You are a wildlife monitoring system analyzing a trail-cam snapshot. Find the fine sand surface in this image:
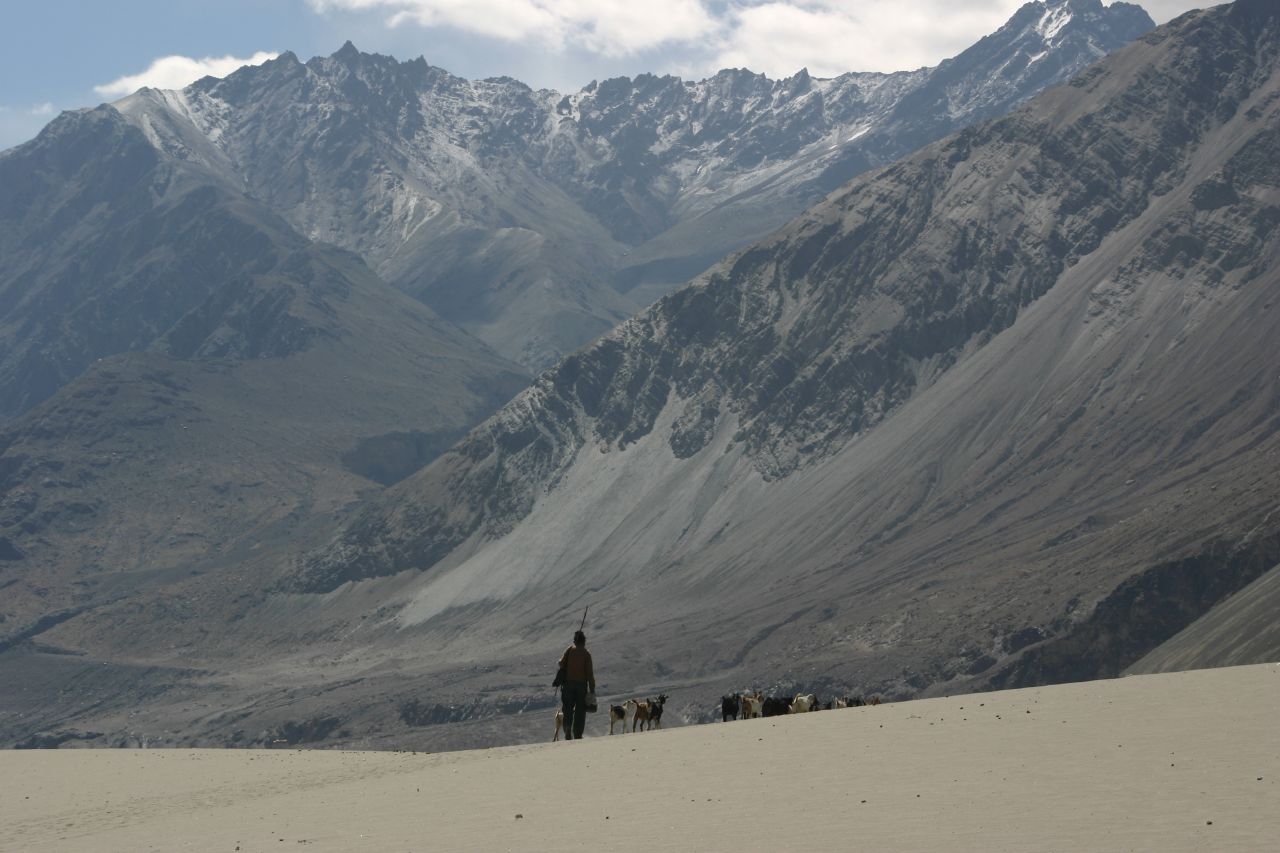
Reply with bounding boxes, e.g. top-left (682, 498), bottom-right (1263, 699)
top-left (3, 664), bottom-right (1277, 852)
